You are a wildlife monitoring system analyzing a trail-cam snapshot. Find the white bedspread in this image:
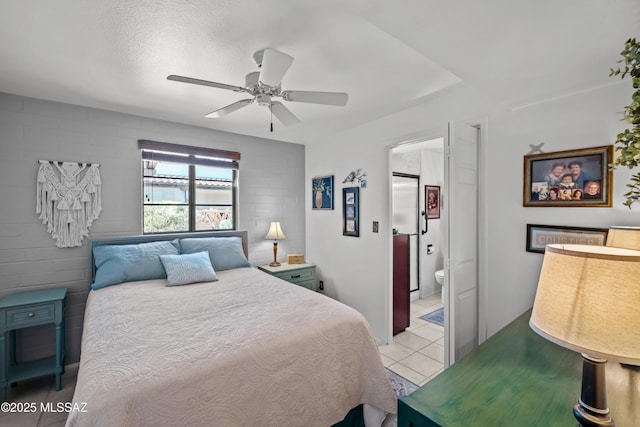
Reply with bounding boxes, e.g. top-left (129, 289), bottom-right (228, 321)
top-left (66, 267), bottom-right (397, 426)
